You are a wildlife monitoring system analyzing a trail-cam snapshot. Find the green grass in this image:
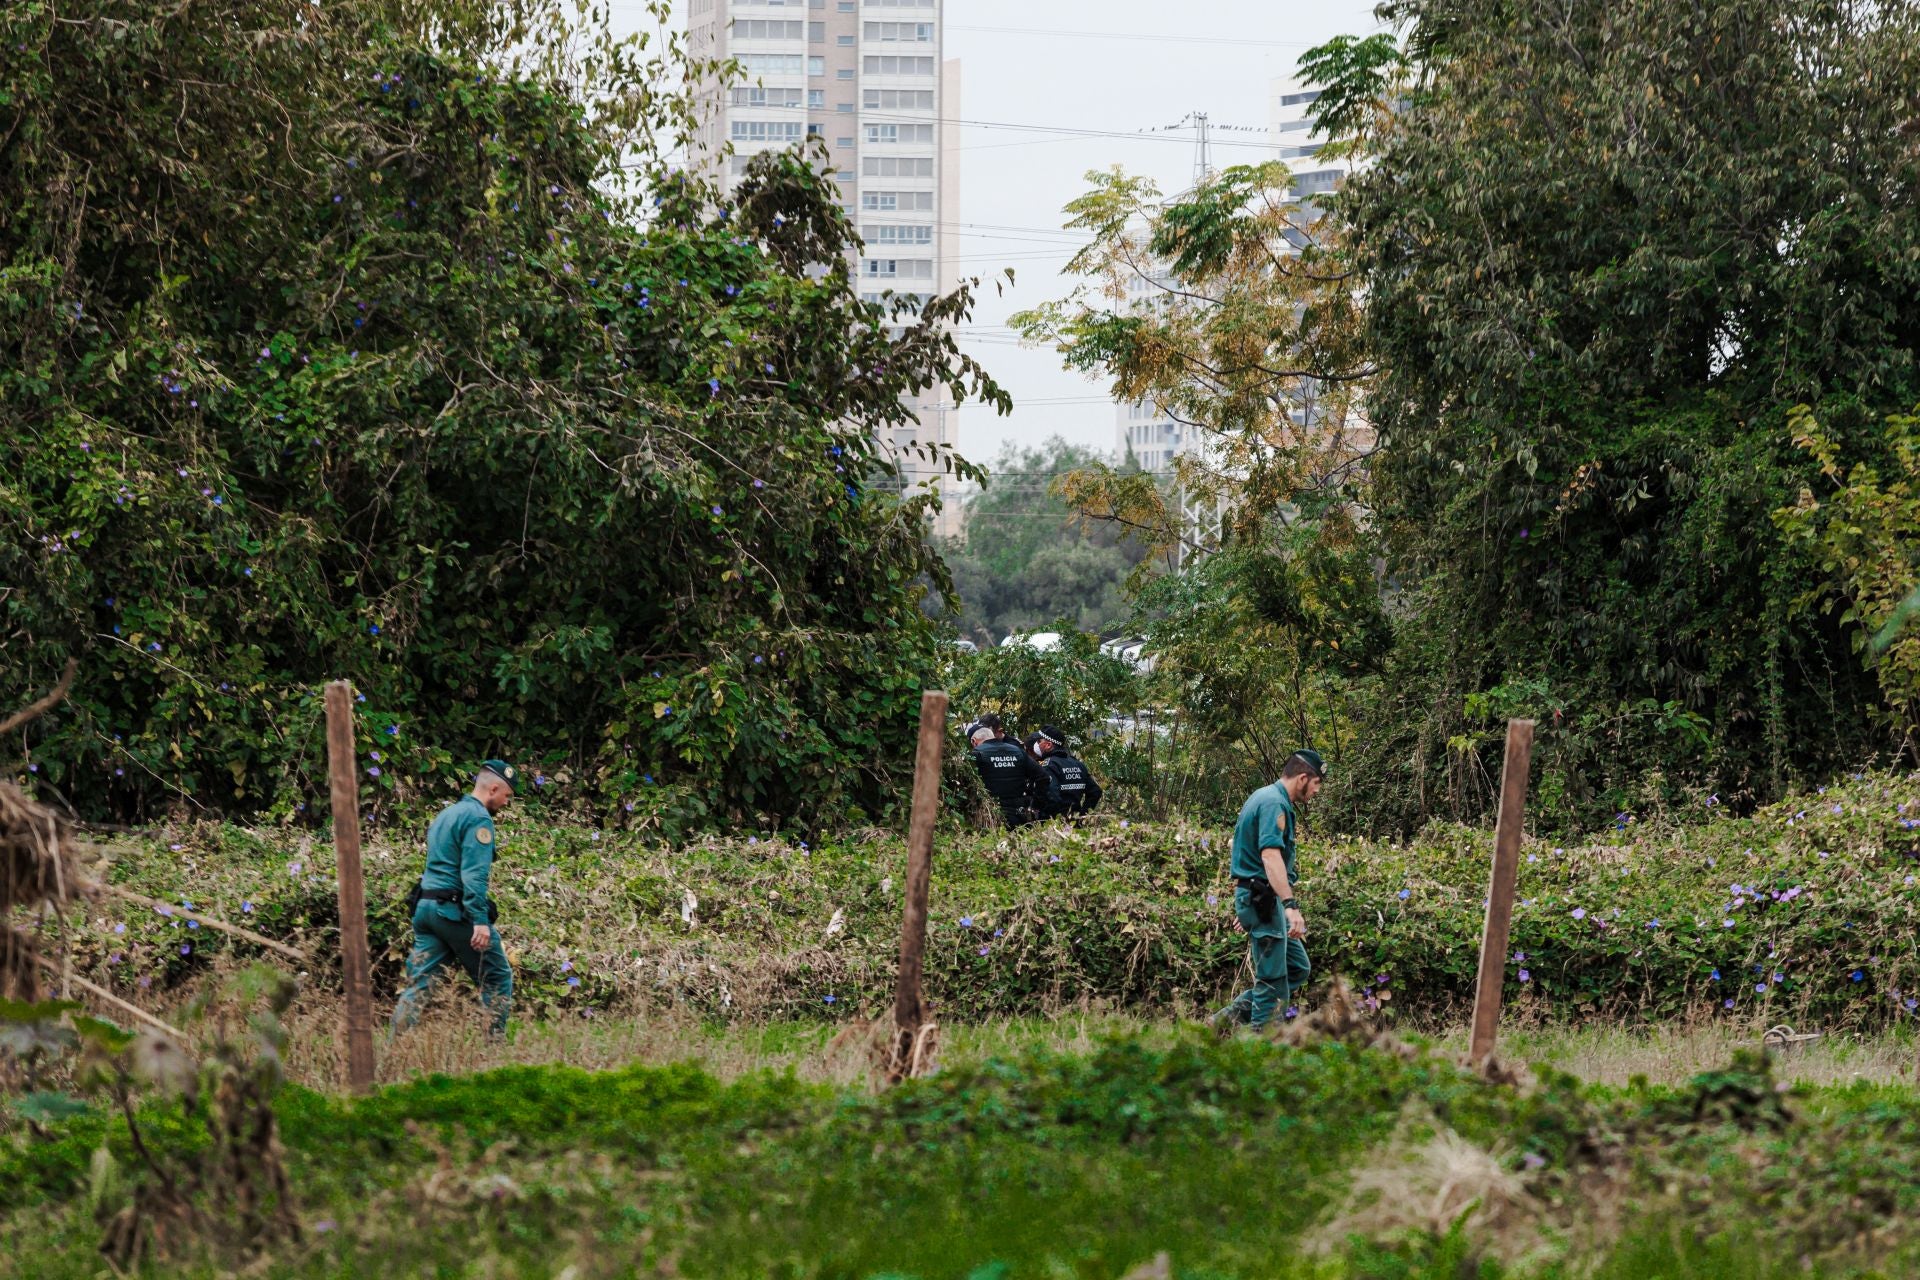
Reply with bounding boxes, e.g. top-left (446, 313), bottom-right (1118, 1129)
top-left (9, 1025), bottom-right (1920, 1277)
